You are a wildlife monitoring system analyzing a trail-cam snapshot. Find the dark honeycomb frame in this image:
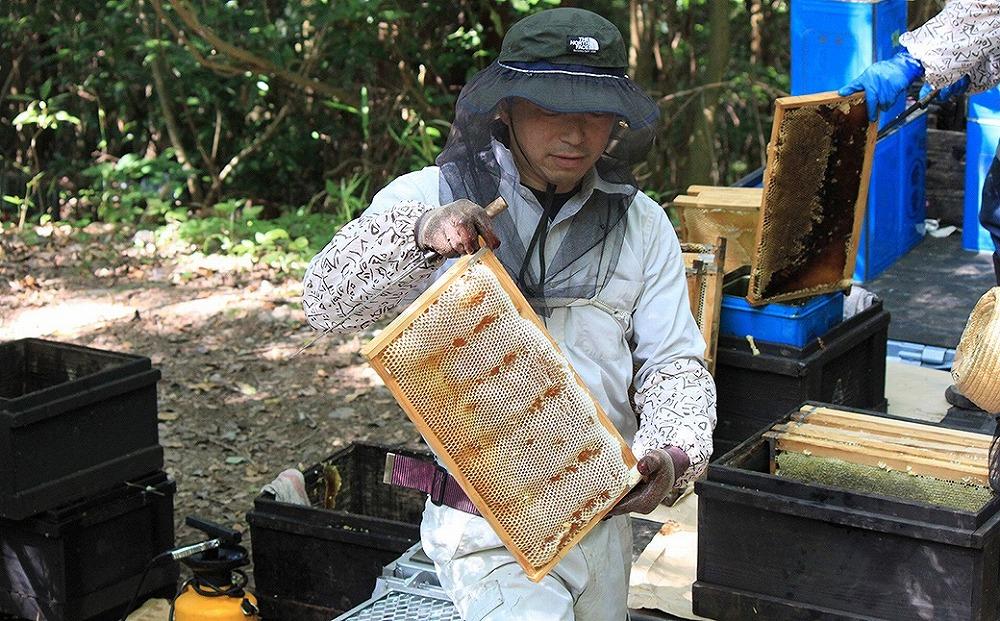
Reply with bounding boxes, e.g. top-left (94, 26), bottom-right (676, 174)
top-left (748, 92), bottom-right (876, 305)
